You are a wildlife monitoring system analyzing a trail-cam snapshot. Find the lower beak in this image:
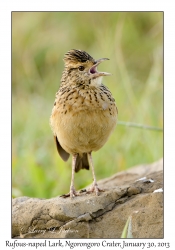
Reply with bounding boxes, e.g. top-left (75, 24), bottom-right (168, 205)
top-left (89, 58), bottom-right (111, 78)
